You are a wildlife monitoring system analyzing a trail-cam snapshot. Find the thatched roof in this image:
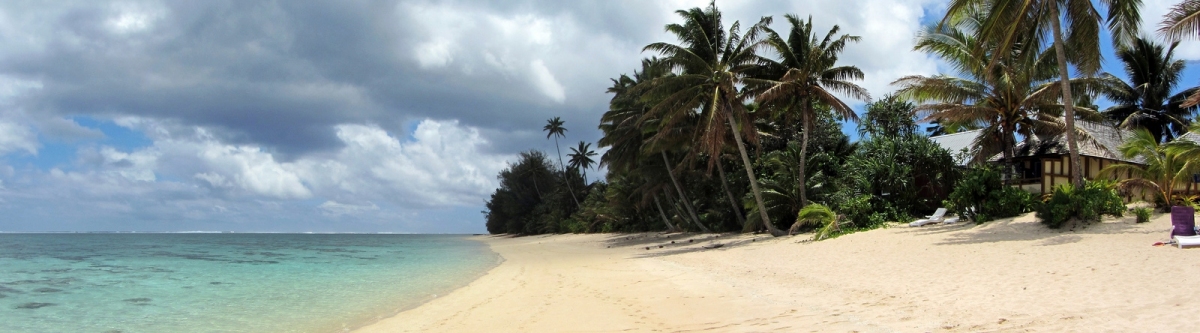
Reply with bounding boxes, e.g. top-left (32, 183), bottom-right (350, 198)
top-left (1005, 120), bottom-right (1140, 164)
